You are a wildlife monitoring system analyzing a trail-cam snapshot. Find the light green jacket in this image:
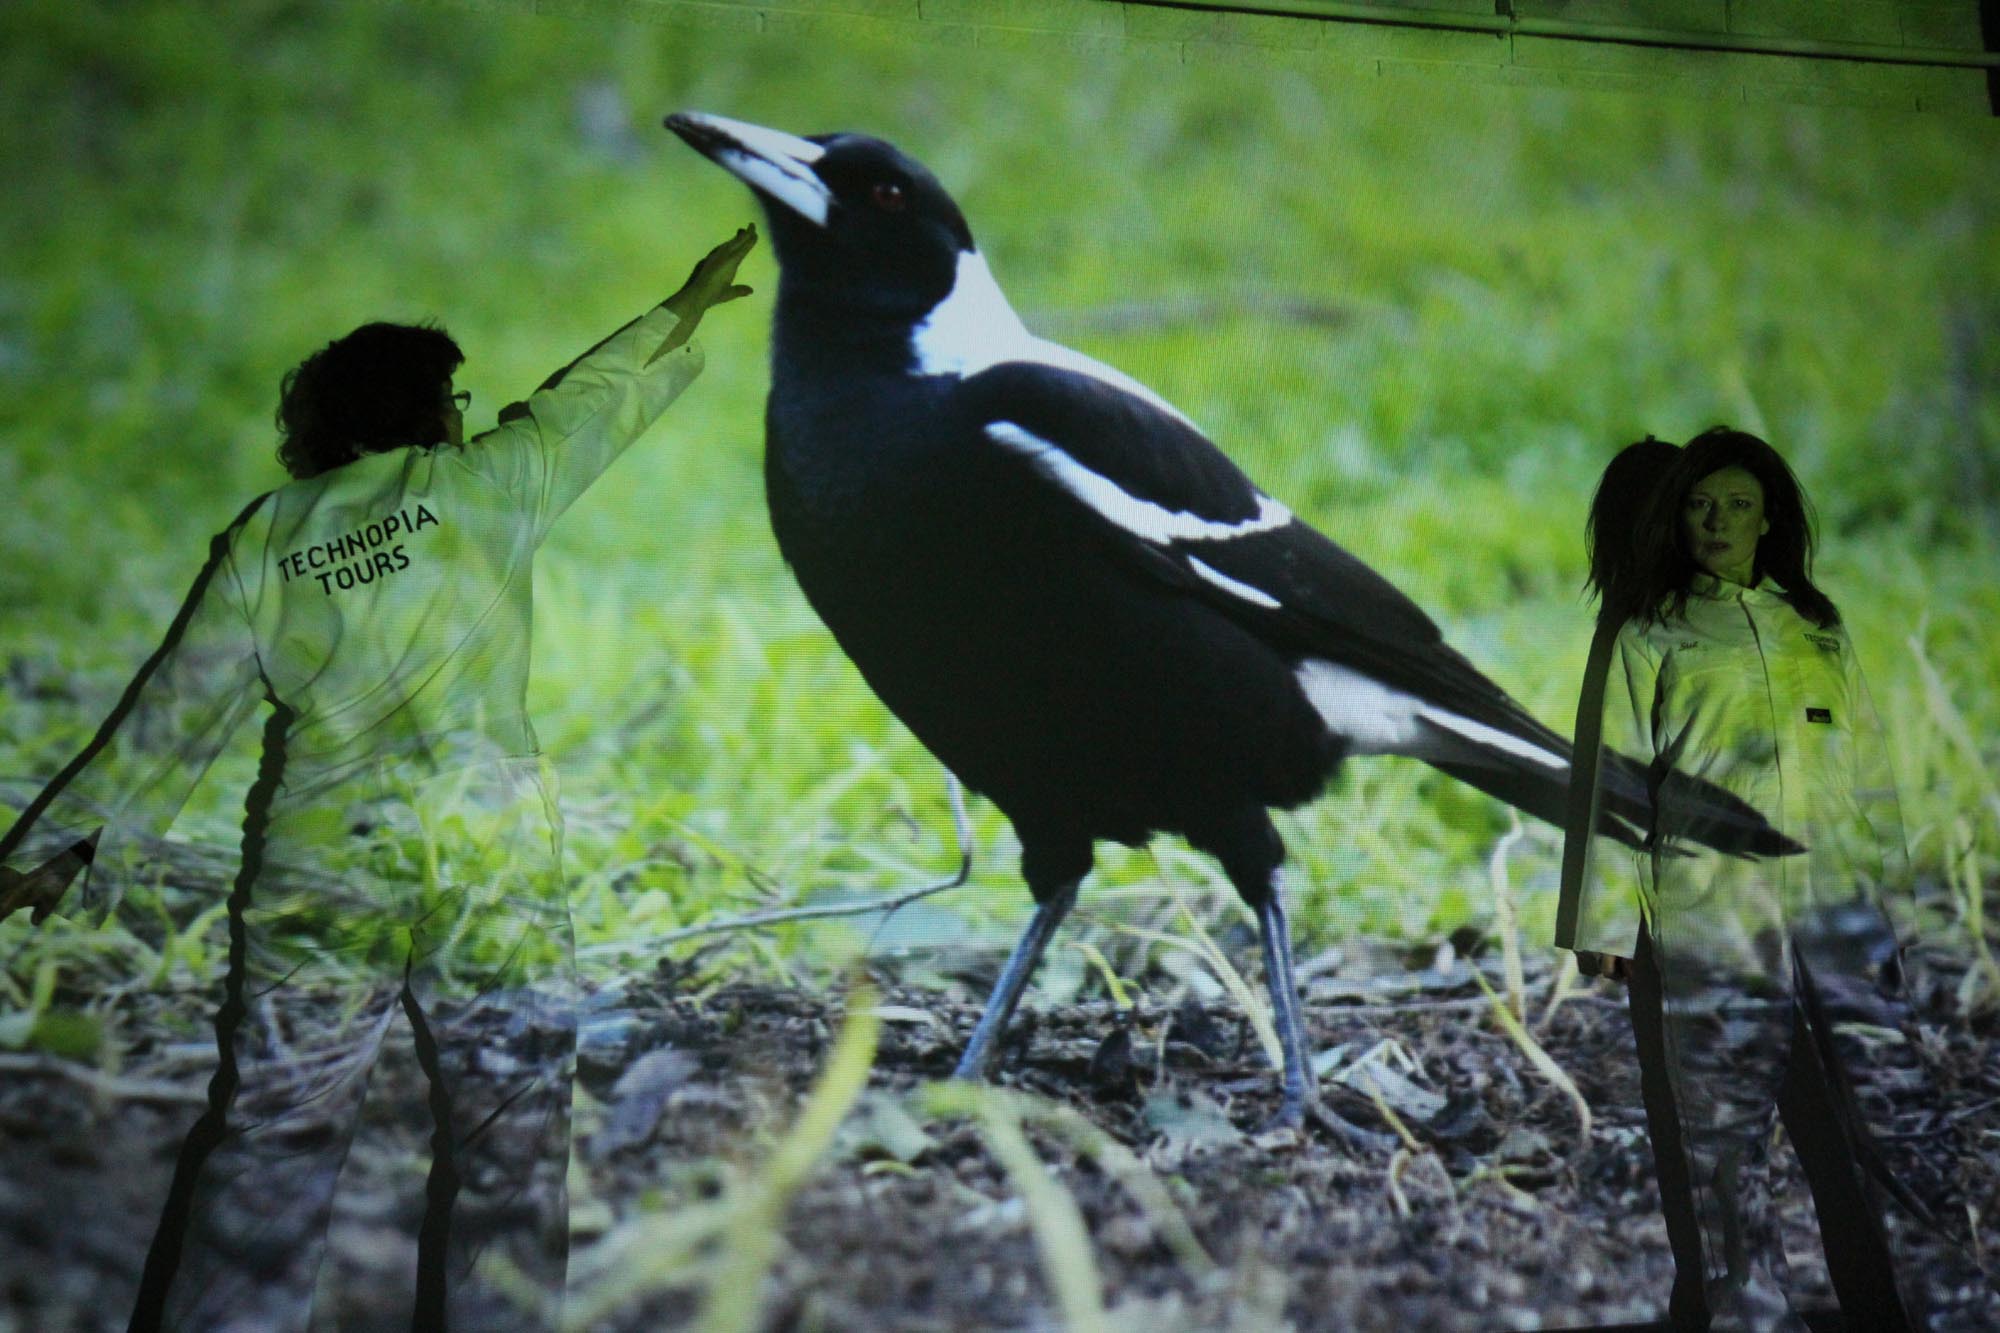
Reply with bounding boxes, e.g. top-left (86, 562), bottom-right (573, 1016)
top-left (1558, 574), bottom-right (1908, 959)
top-left (2, 302), bottom-right (703, 926)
